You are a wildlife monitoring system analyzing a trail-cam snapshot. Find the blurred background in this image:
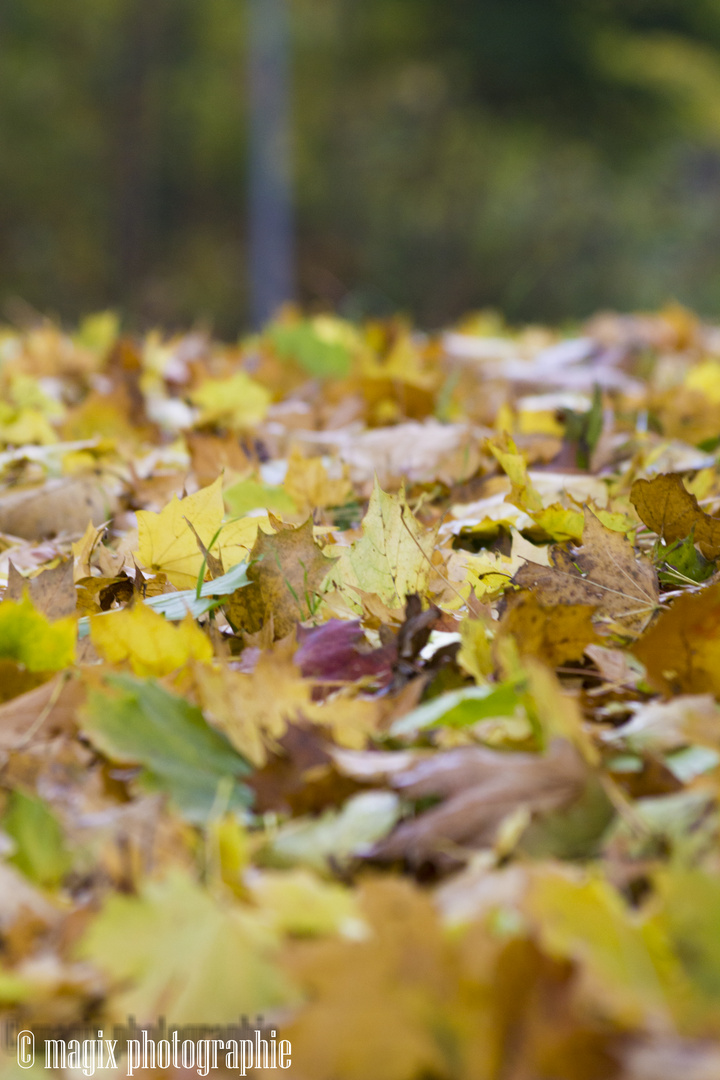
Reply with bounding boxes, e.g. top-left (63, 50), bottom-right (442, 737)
top-left (3, 0), bottom-right (720, 334)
